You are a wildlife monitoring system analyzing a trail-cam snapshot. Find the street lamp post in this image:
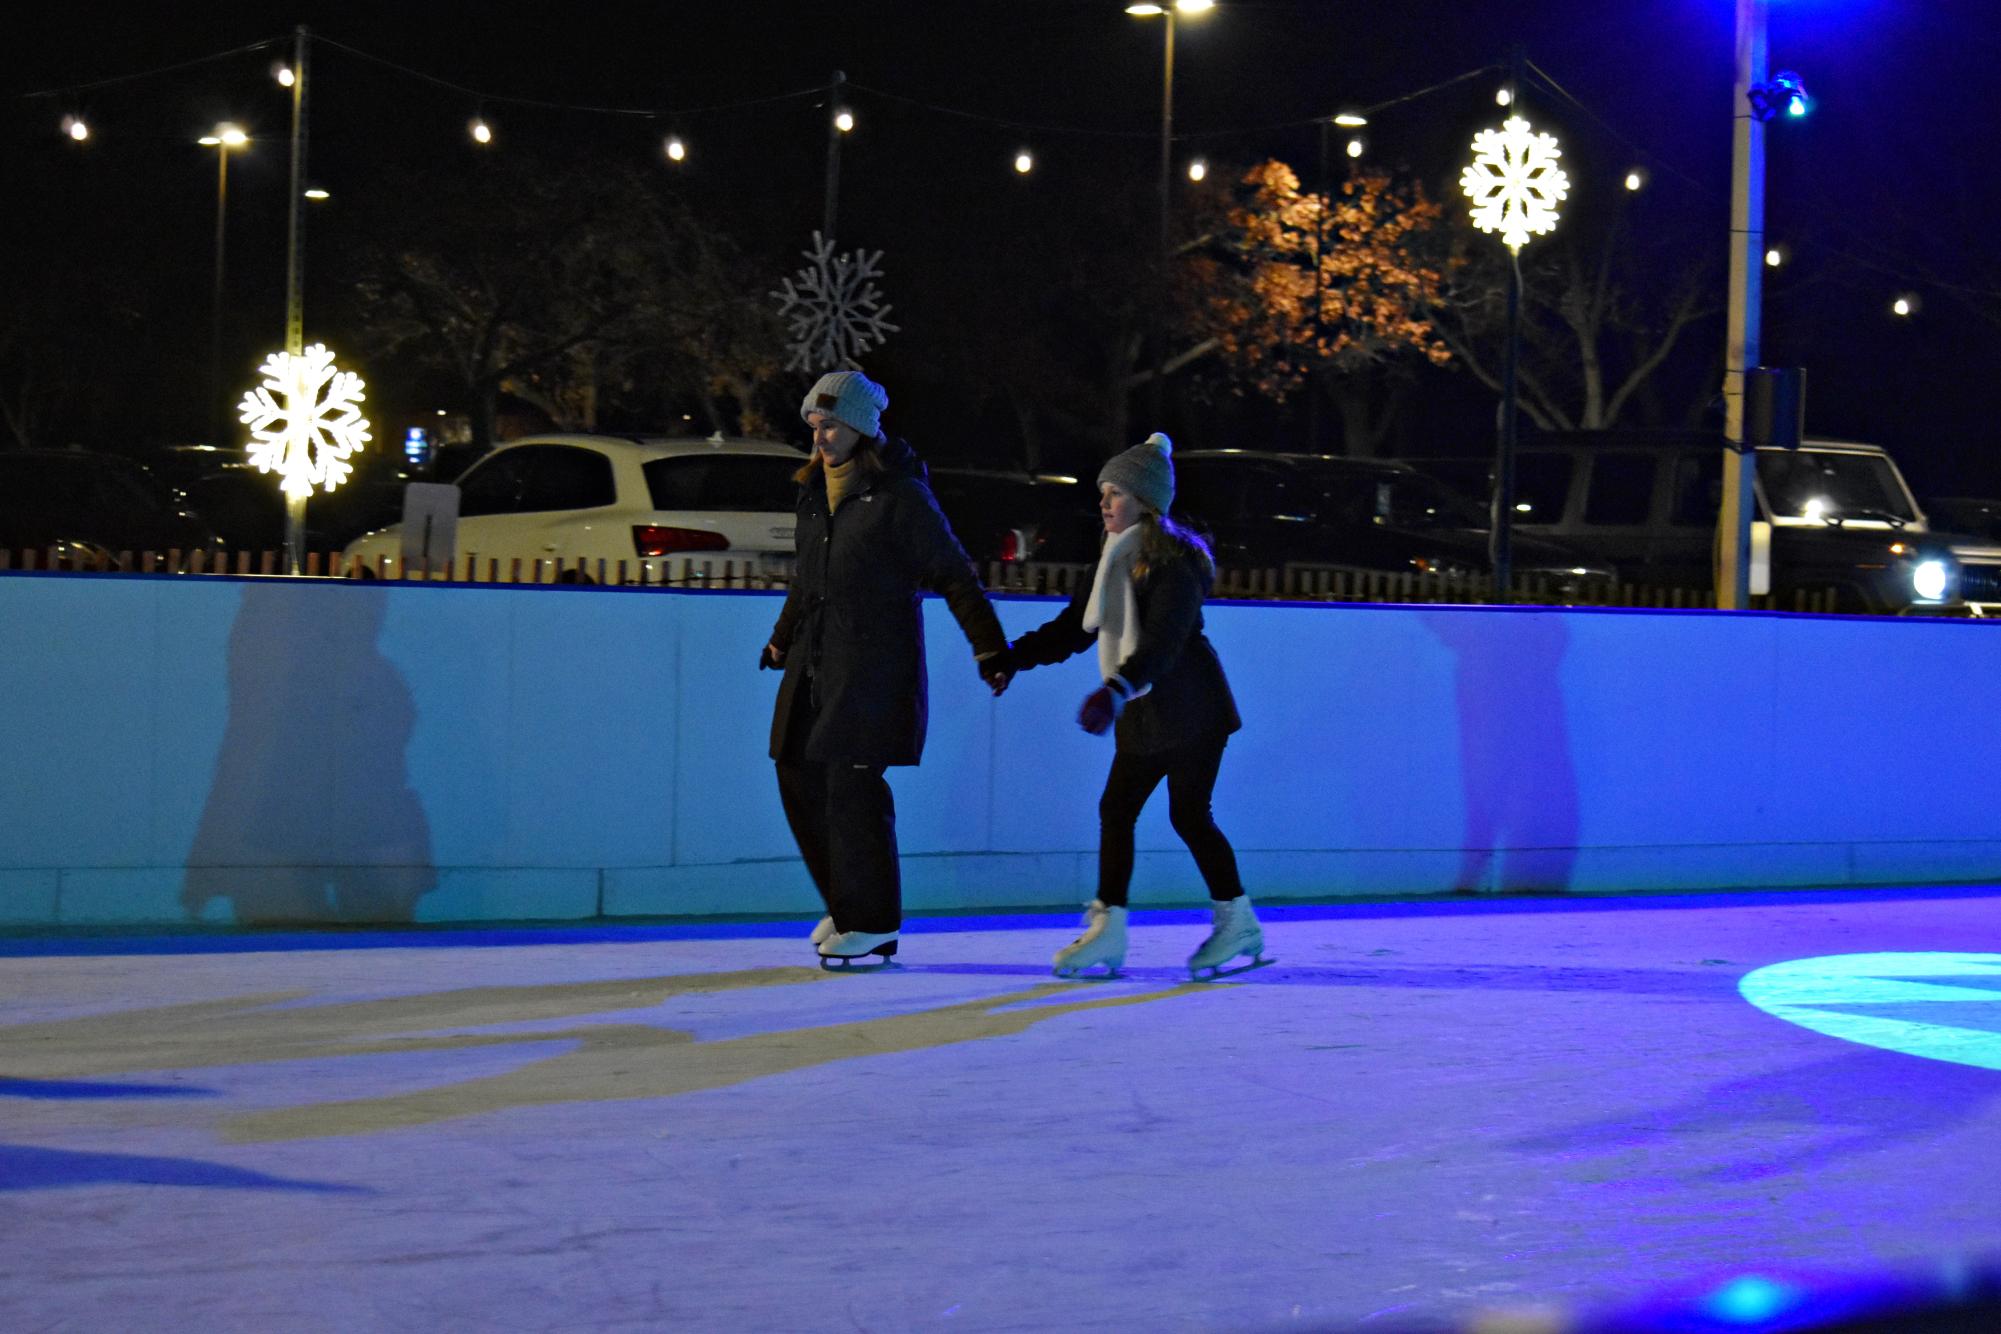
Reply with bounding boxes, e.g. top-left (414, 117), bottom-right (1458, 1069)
top-left (198, 123), bottom-right (248, 448)
top-left (1127, 1), bottom-right (1213, 422)
top-left (282, 25), bottom-right (312, 573)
